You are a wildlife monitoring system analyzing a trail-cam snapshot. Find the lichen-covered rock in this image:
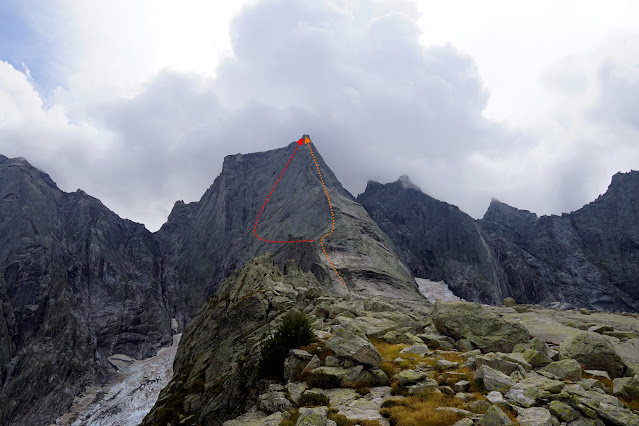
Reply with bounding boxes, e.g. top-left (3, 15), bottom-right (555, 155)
top-left (469, 399), bottom-right (491, 414)
top-left (296, 407), bottom-right (331, 426)
top-left (325, 326), bottom-right (382, 368)
top-left (613, 376), bottom-right (639, 400)
top-left (223, 409), bottom-right (284, 426)
top-left (505, 385), bottom-right (539, 408)
top-left (455, 339), bottom-right (475, 352)
top-left (258, 390), bottom-right (292, 413)
top-left (352, 368), bottom-right (389, 387)
top-left (307, 366), bottom-right (363, 387)
top-left (287, 382), bottom-right (308, 405)
top-left (453, 418), bottom-right (475, 426)
top-left (454, 380), bottom-right (470, 393)
top-left (486, 391), bottom-right (507, 406)
top-left (396, 369), bottom-right (428, 386)
top-left (408, 378), bottom-right (439, 394)
top-left (540, 359), bottom-right (582, 381)
top-left (432, 301), bottom-right (529, 353)
top-left (591, 401), bottom-right (639, 426)
top-left (284, 350), bottom-right (313, 381)
top-left (436, 360), bottom-right (459, 370)
top-left (476, 365), bottom-right (515, 394)
top-left (479, 405), bottom-right (514, 426)
top-left (476, 352), bottom-right (532, 375)
top-left (548, 400), bottom-right (578, 422)
top-left (518, 374), bottom-right (565, 394)
top-left (523, 348), bottom-right (553, 367)
top-left (560, 332), bottom-right (627, 378)
top-left (418, 333), bottom-right (455, 349)
top-left (516, 407), bottom-right (553, 426)
top-left (399, 344), bottom-right (430, 356)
